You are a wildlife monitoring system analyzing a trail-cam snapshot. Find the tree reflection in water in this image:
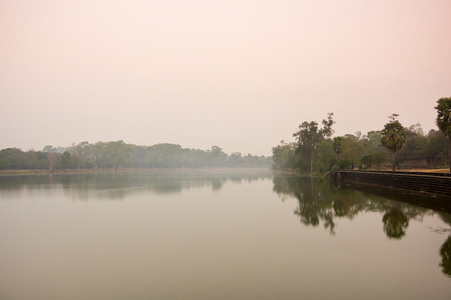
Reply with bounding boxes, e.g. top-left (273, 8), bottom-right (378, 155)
top-left (274, 174), bottom-right (451, 279)
top-left (440, 235), bottom-right (451, 277)
top-left (0, 170), bottom-right (273, 200)
top-left (273, 175), bottom-right (371, 235)
top-left (437, 212), bottom-right (451, 278)
top-left (272, 174), bottom-right (429, 239)
top-left (382, 206), bottom-right (409, 239)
